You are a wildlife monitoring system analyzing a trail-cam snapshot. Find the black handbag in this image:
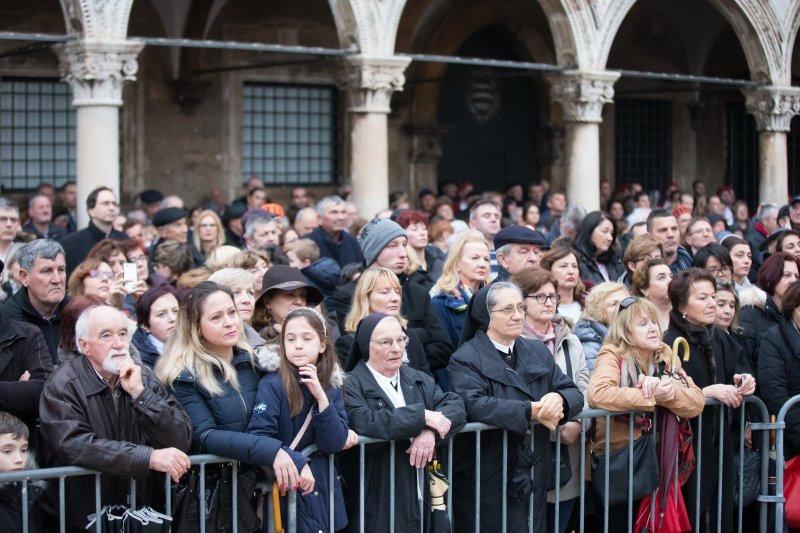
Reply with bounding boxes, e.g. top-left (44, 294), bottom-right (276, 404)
top-left (590, 424), bottom-right (659, 506)
top-left (733, 447), bottom-right (761, 507)
top-left (172, 464), bottom-right (261, 533)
